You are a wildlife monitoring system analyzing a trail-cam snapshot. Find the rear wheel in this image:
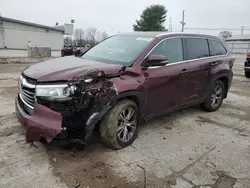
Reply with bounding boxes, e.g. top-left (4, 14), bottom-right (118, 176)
top-left (245, 71), bottom-right (250, 78)
top-left (201, 80), bottom-right (225, 112)
top-left (100, 100), bottom-right (139, 150)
